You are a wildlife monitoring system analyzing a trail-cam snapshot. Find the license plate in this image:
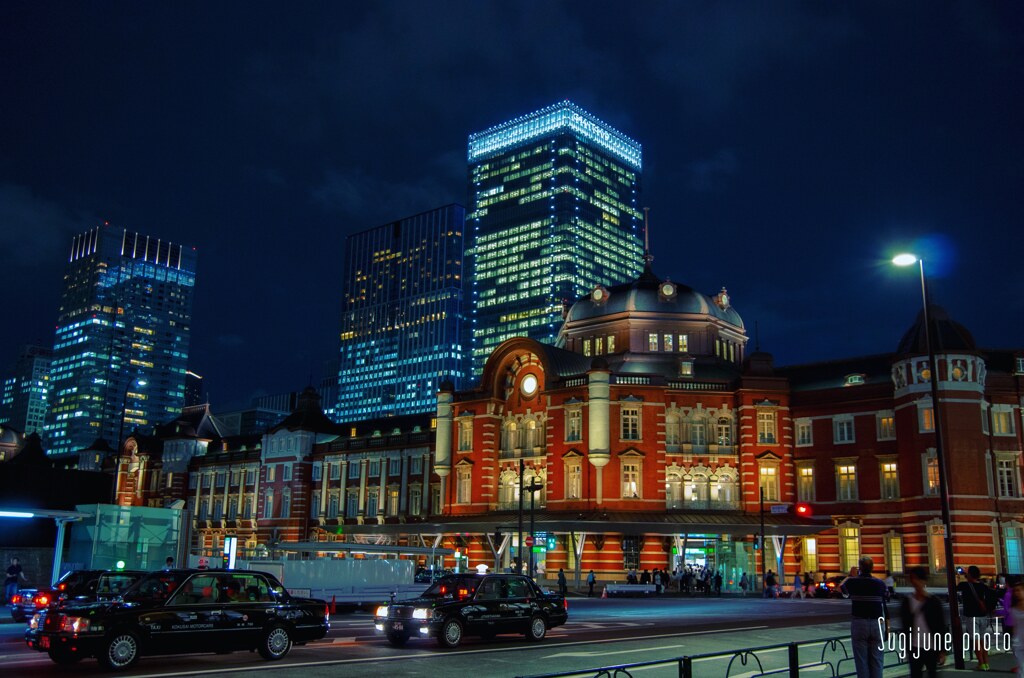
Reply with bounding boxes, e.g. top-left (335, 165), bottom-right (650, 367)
top-left (40, 636), bottom-right (50, 649)
top-left (392, 621), bottom-right (404, 631)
